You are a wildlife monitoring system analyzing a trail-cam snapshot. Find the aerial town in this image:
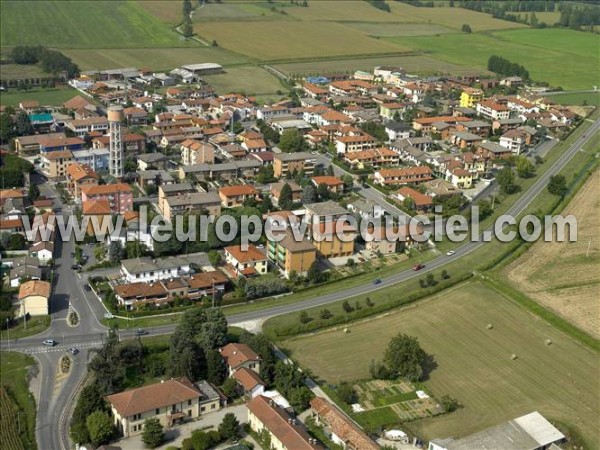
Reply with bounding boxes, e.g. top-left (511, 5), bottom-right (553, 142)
top-left (0, 1), bottom-right (598, 450)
